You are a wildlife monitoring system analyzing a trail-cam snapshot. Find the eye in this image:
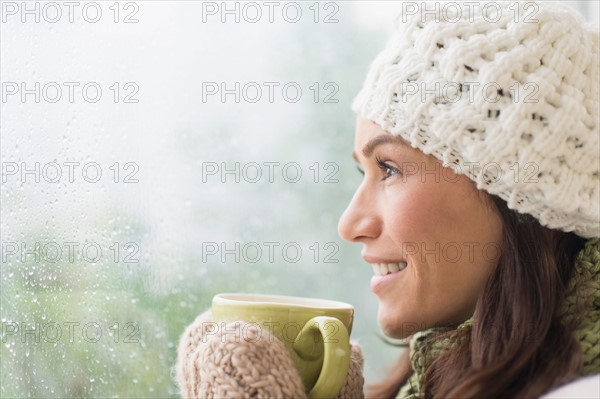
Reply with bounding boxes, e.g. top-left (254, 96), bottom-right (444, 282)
top-left (376, 157), bottom-right (401, 180)
top-left (356, 164), bottom-right (365, 176)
